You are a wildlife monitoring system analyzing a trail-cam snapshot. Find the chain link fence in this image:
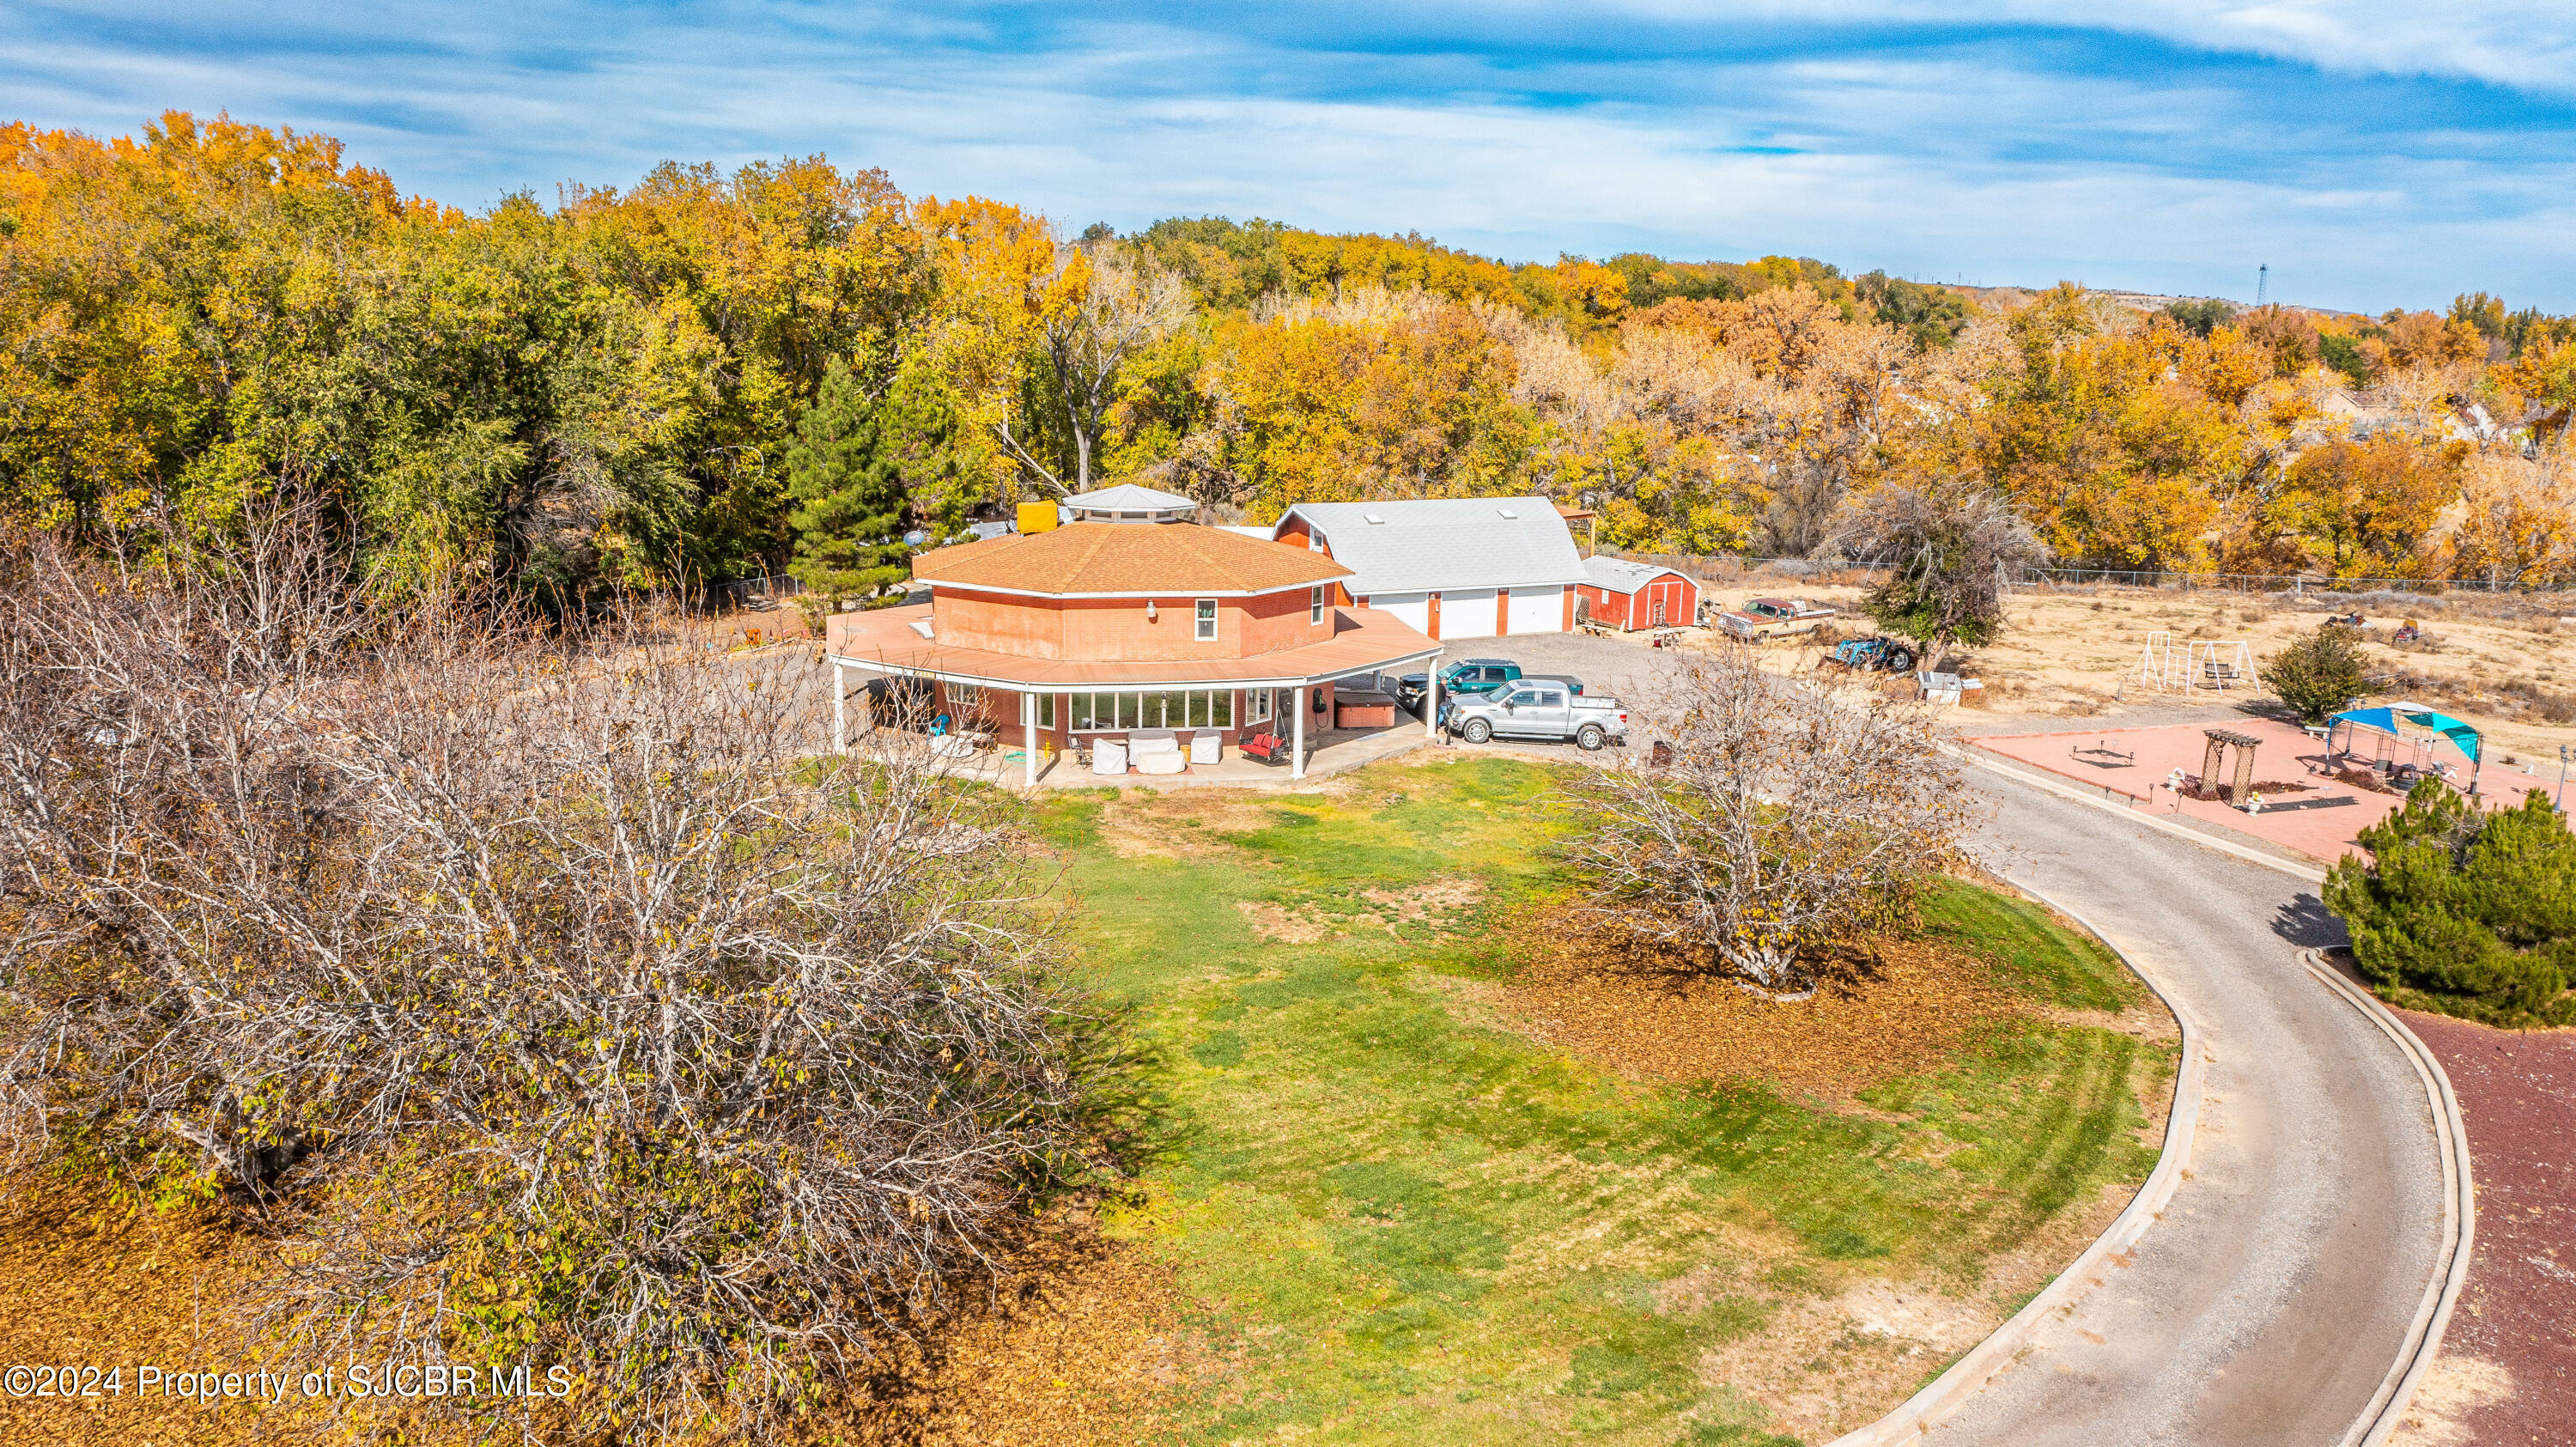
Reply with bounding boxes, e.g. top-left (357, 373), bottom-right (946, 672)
top-left (1590, 549), bottom-right (2569, 599)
